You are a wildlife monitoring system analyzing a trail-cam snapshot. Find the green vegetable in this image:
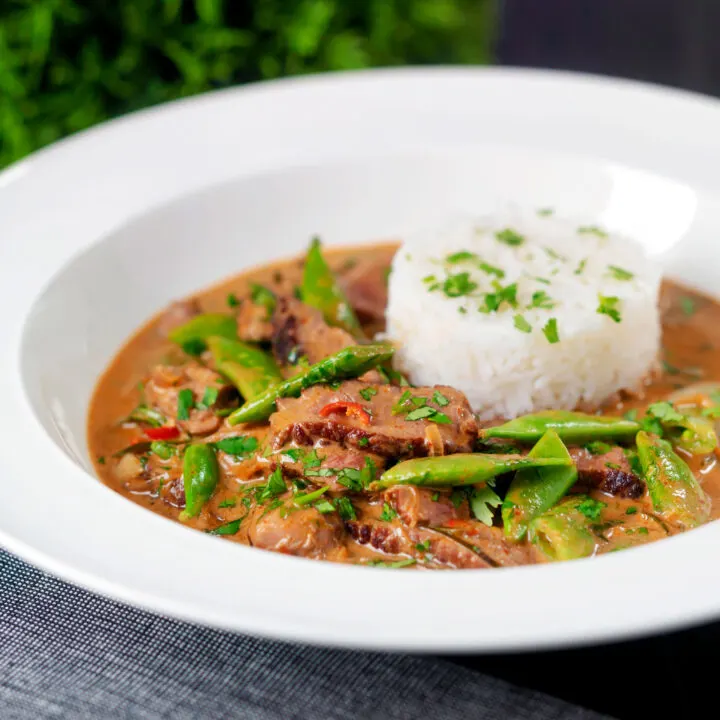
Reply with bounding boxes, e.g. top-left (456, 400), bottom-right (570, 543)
top-left (607, 265), bottom-right (634, 281)
top-left (180, 444), bottom-right (220, 520)
top-left (513, 314), bottom-right (532, 333)
top-left (226, 293), bottom-right (240, 309)
top-left (197, 386), bottom-right (219, 410)
top-left (294, 486), bottom-right (329, 506)
top-left (335, 497), bottom-right (357, 521)
top-left (249, 284), bottom-right (276, 315)
top-left (502, 430), bottom-right (578, 542)
top-left (644, 401), bottom-right (717, 455)
top-left (228, 343), bottom-right (394, 424)
top-left (373, 453), bottom-right (572, 489)
top-left (529, 496), bottom-right (598, 562)
top-left (127, 405), bottom-right (166, 428)
top-left (214, 435), bottom-right (259, 457)
top-left (482, 410), bottom-right (639, 443)
top-left (597, 294), bottom-right (622, 323)
top-left (301, 237), bottom-right (363, 338)
top-left (168, 313), bottom-right (237, 354)
top-left (495, 228), bottom-right (525, 246)
top-left (636, 431), bottom-right (710, 529)
top-left (207, 336), bottom-right (282, 401)
top-left (150, 441), bottom-right (176, 460)
top-left (470, 486), bottom-right (502, 526)
top-left (207, 519), bottom-right (242, 536)
top-left (542, 317), bottom-right (559, 343)
top-left (177, 389), bottom-right (194, 421)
